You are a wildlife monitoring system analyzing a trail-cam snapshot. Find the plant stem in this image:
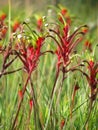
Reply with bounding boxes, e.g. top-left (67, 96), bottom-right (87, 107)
top-left (30, 79), bottom-right (43, 130)
top-left (44, 70), bottom-right (59, 130)
top-left (82, 96), bottom-right (96, 130)
top-left (30, 80), bottom-right (37, 130)
top-left (51, 70), bottom-right (59, 99)
top-left (56, 72), bottom-right (65, 107)
top-left (0, 67), bottom-right (23, 77)
top-left (11, 71), bottom-right (32, 130)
